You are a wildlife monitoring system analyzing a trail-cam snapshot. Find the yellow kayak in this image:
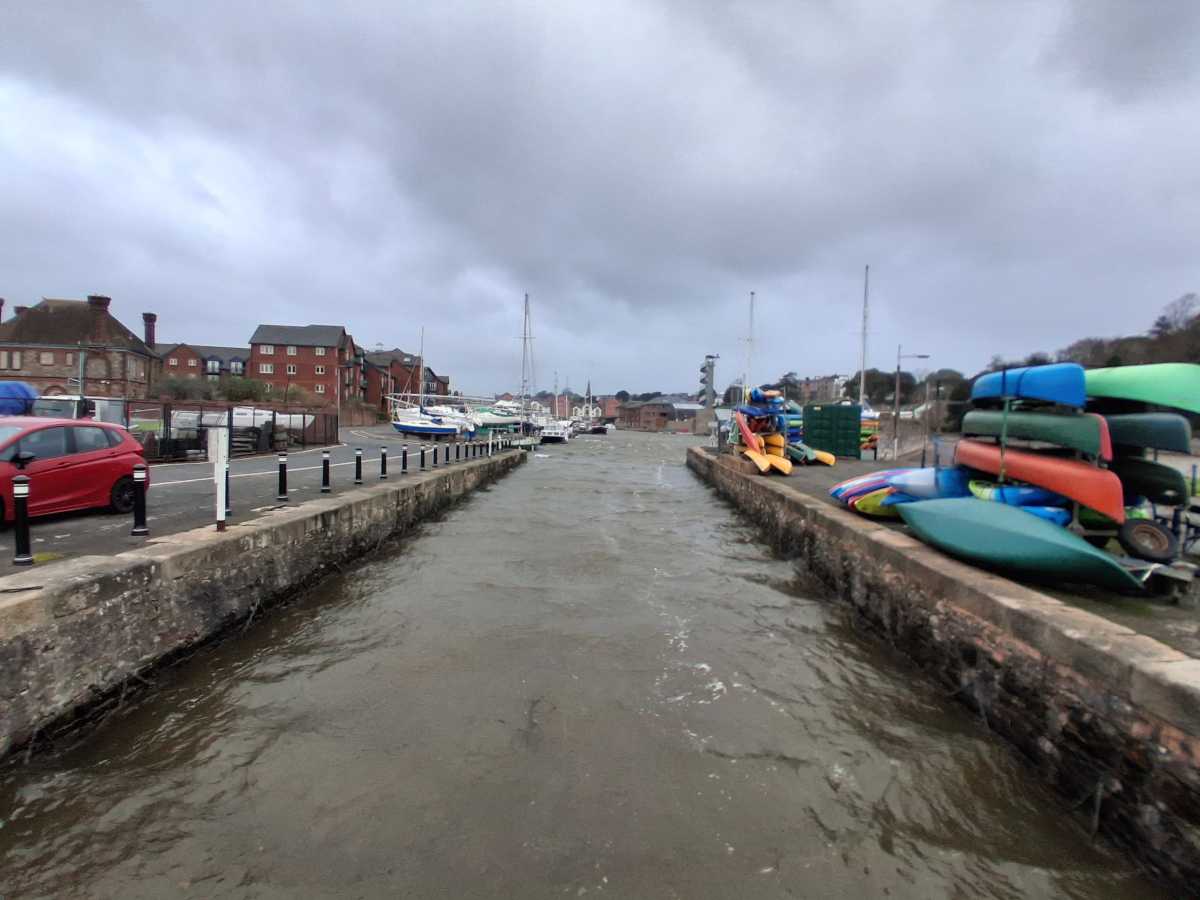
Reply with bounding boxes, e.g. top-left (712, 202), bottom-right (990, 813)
top-left (851, 486), bottom-right (899, 518)
top-left (765, 445), bottom-right (785, 457)
top-left (743, 449), bottom-right (771, 474)
top-left (813, 449), bottom-right (836, 466)
top-left (766, 455), bottom-right (793, 475)
top-left (763, 433), bottom-right (786, 448)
